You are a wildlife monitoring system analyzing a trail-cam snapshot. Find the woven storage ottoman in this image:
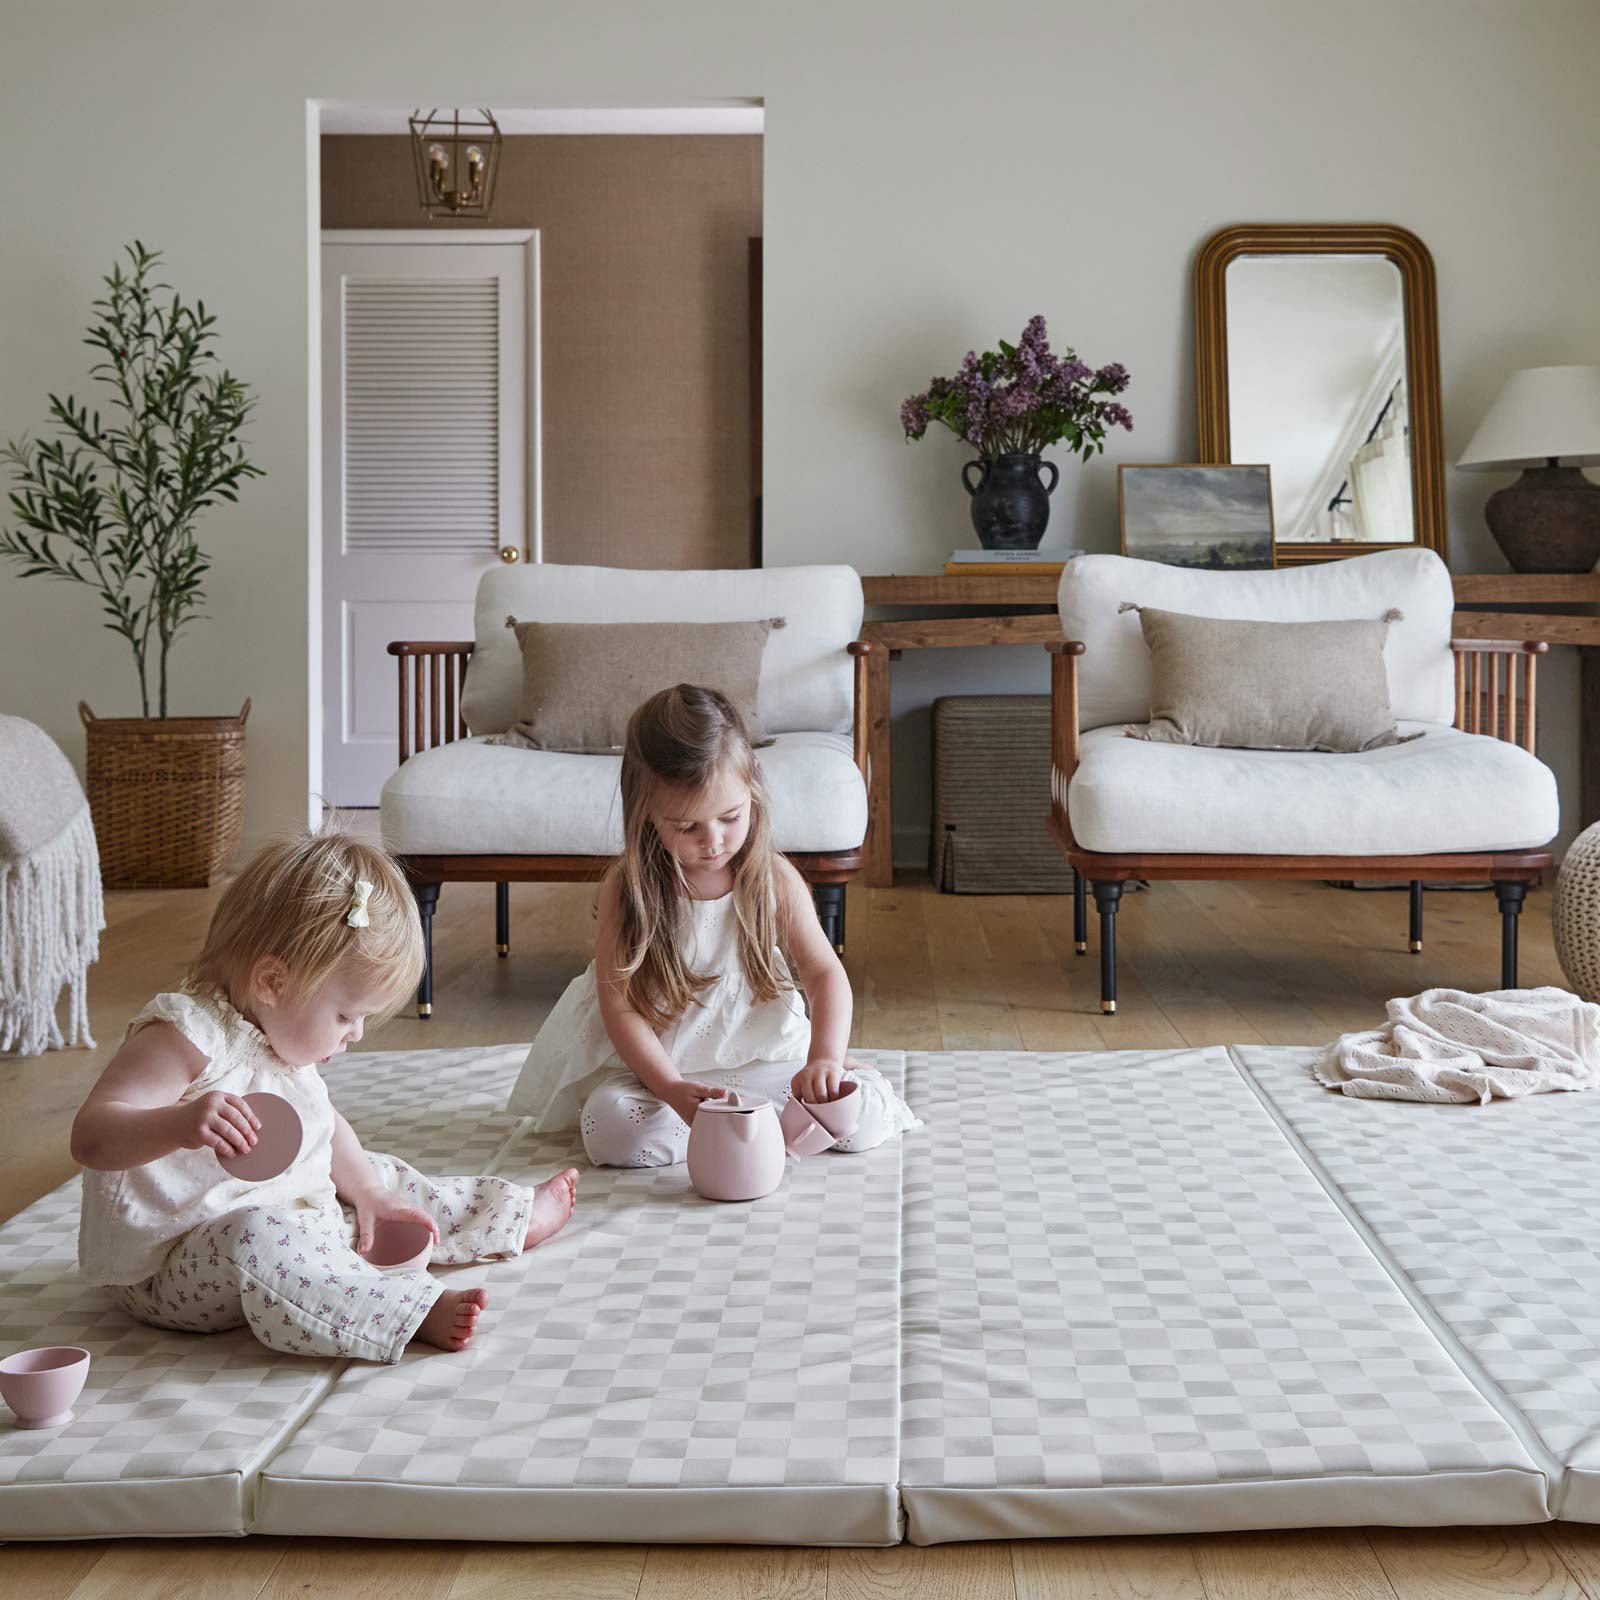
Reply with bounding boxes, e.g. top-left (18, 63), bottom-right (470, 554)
top-left (930, 695), bottom-right (1071, 893)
